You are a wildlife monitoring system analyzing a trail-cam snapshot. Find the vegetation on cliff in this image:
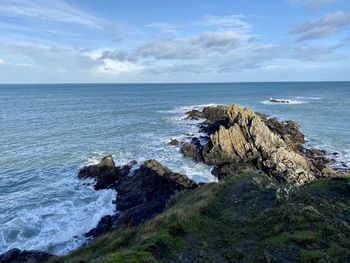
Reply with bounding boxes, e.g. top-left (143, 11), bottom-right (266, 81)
top-left (50, 172), bottom-right (350, 263)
